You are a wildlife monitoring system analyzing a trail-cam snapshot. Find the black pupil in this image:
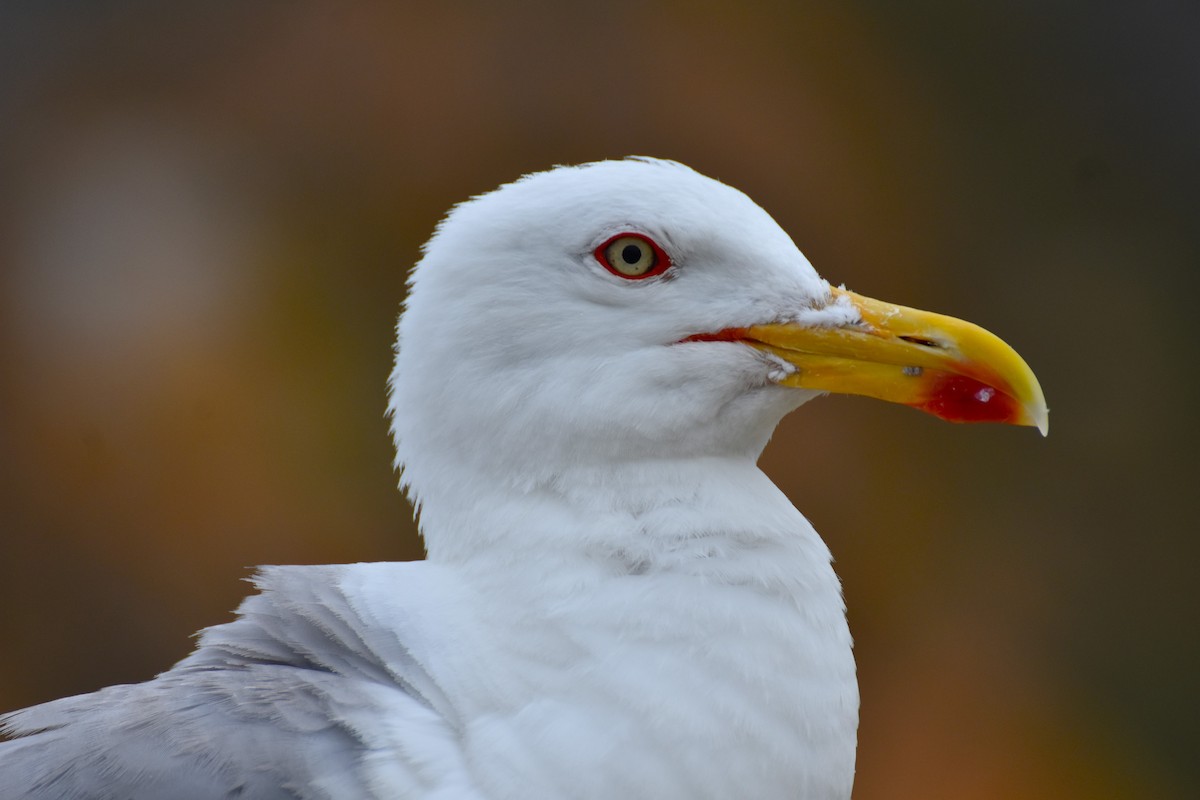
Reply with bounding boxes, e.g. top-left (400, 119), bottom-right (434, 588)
top-left (621, 243), bottom-right (644, 265)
